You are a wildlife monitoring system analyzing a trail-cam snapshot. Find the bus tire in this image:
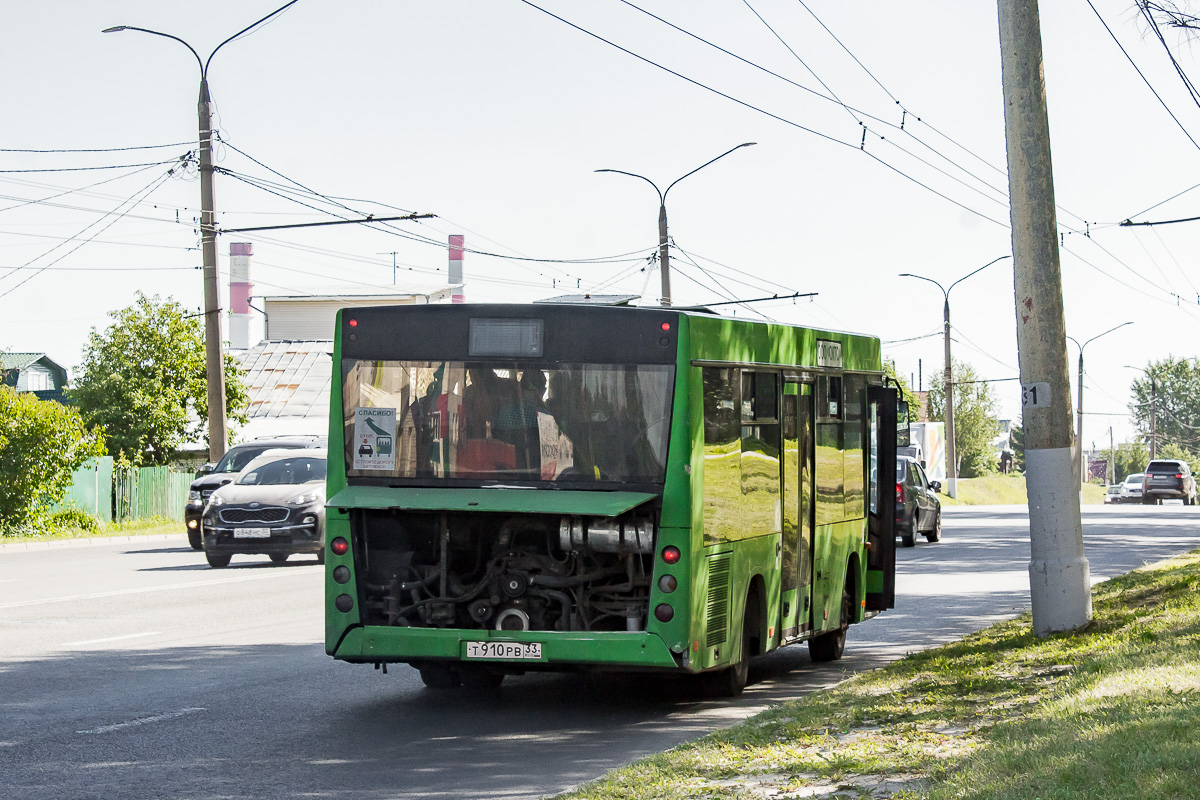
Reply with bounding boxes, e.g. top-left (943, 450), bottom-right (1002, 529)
top-left (706, 591), bottom-right (758, 698)
top-left (809, 573), bottom-right (852, 662)
top-left (205, 552), bottom-right (231, 569)
top-left (417, 663), bottom-right (461, 689)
